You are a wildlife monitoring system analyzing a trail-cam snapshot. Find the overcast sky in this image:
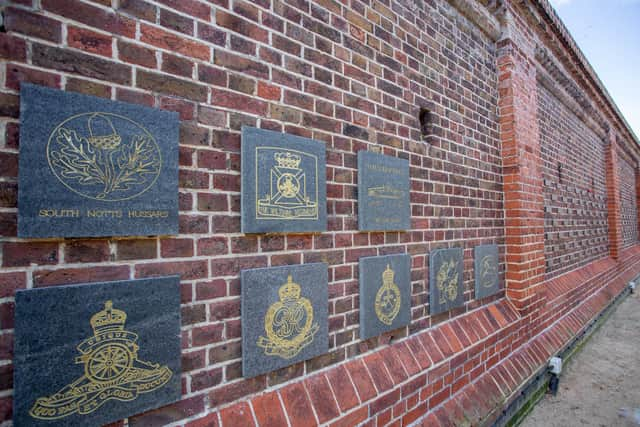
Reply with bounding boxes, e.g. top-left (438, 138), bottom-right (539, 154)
top-left (548, 0), bottom-right (640, 139)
